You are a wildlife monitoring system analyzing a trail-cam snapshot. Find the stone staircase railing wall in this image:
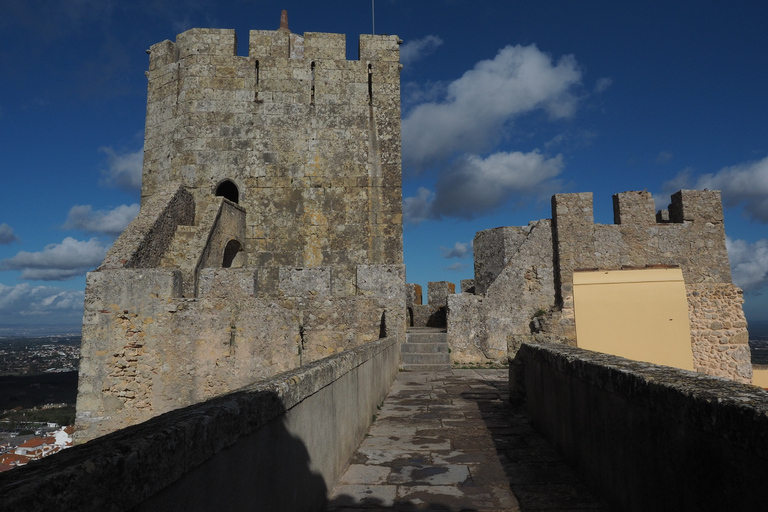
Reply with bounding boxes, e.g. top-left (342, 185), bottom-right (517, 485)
top-left (0, 336), bottom-right (400, 512)
top-left (510, 342), bottom-right (768, 512)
